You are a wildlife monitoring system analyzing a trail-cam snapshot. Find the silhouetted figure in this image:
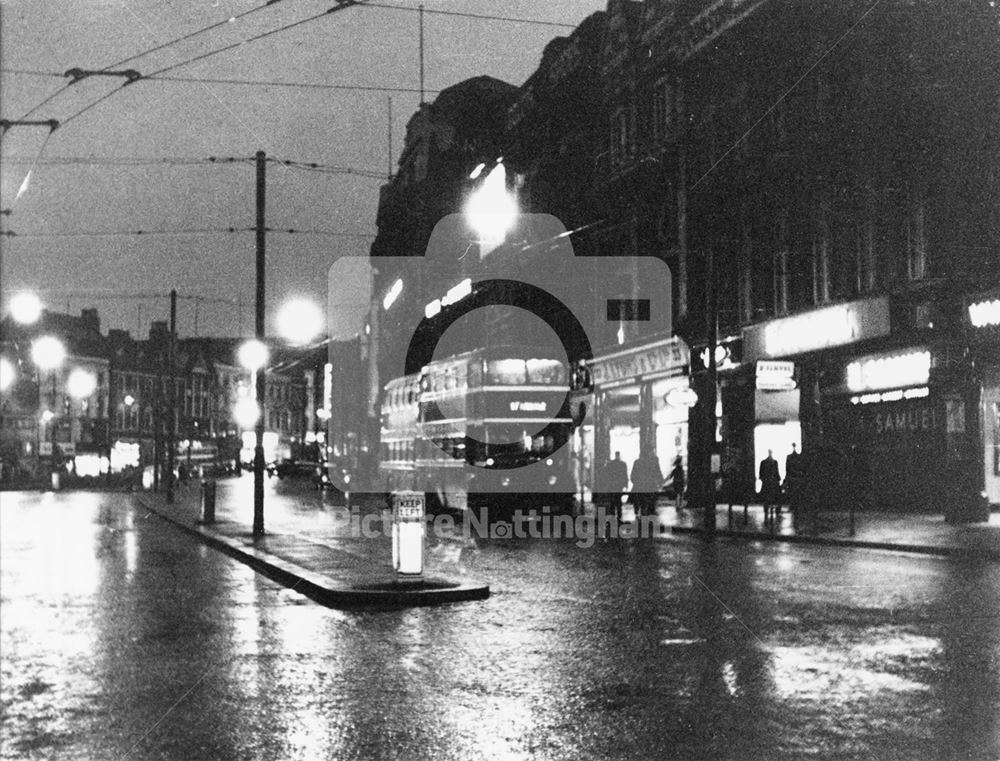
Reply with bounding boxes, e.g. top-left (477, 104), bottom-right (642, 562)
top-left (630, 449), bottom-right (663, 519)
top-left (759, 449), bottom-right (781, 526)
top-left (784, 443), bottom-right (803, 525)
top-left (597, 451), bottom-right (629, 519)
top-left (668, 456), bottom-right (686, 510)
